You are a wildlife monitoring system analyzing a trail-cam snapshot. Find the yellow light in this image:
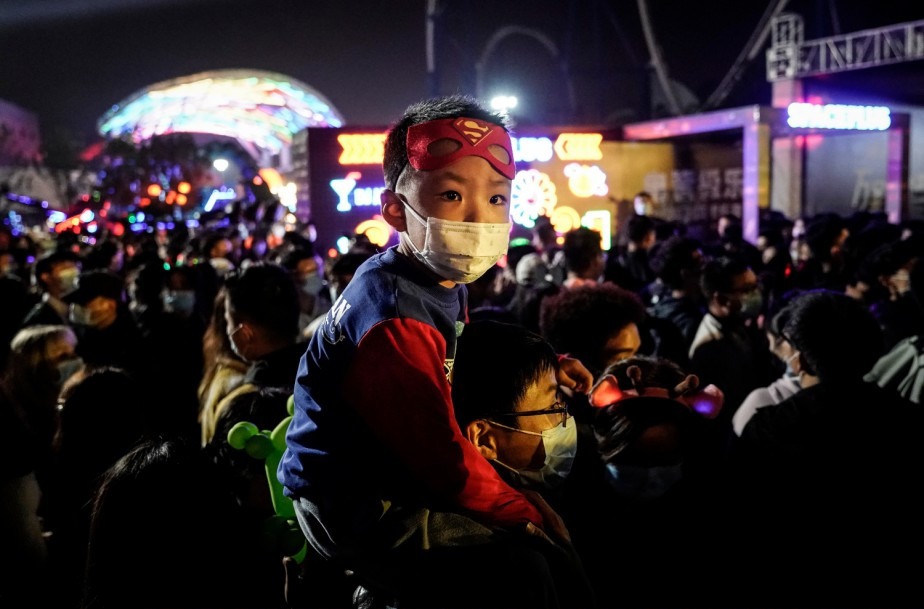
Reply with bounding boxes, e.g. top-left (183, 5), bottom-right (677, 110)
top-left (147, 184), bottom-right (162, 197)
top-left (338, 133), bottom-right (387, 165)
top-left (549, 206), bottom-right (582, 233)
top-left (258, 168), bottom-right (284, 192)
top-left (554, 133), bottom-right (603, 161)
top-left (355, 216), bottom-right (392, 247)
top-left (582, 210), bottom-right (612, 251)
top-left (177, 181), bottom-right (191, 194)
